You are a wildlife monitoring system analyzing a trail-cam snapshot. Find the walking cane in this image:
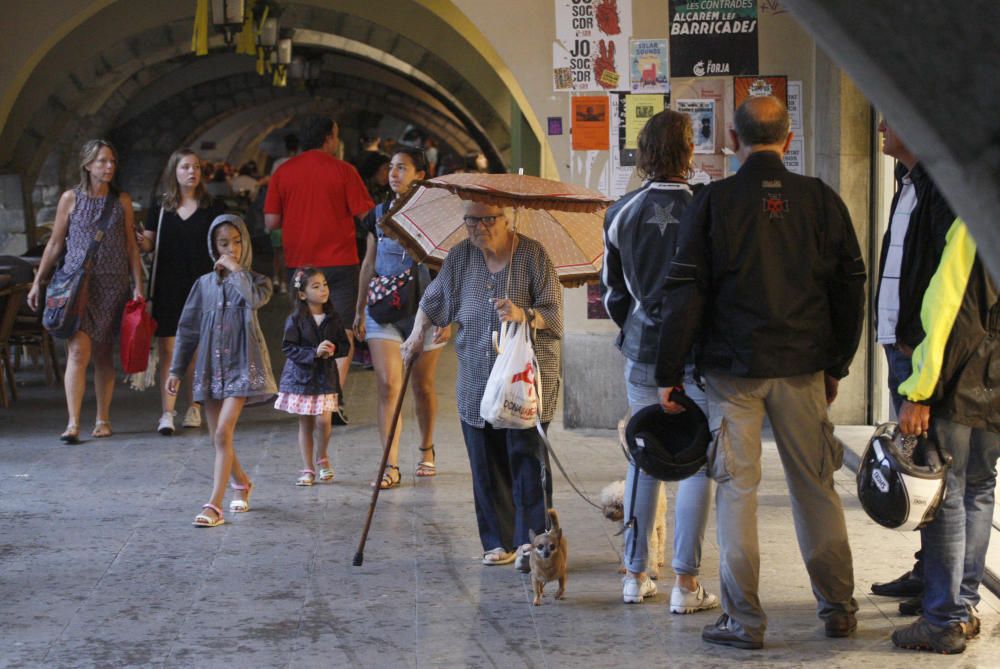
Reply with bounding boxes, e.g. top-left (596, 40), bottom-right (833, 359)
top-left (353, 359), bottom-right (415, 566)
